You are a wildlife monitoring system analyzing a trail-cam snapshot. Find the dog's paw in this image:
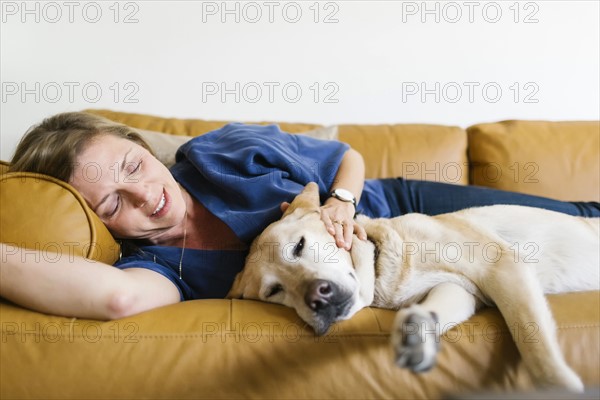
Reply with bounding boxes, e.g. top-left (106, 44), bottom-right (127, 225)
top-left (561, 369), bottom-right (585, 393)
top-left (391, 305), bottom-right (440, 372)
top-left (541, 364), bottom-right (585, 393)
